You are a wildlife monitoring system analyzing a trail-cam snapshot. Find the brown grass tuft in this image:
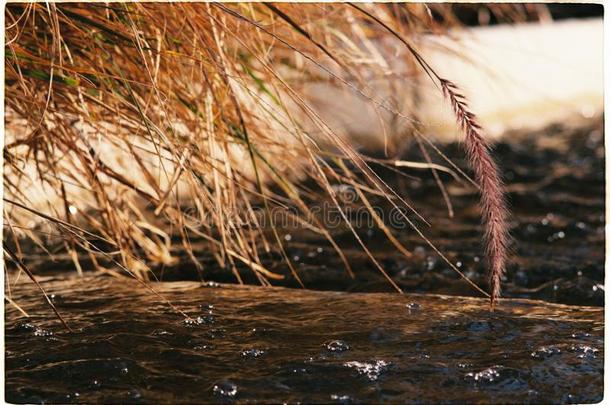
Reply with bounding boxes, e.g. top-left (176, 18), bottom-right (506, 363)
top-left (3, 3), bottom-right (526, 320)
